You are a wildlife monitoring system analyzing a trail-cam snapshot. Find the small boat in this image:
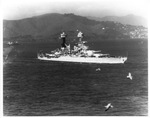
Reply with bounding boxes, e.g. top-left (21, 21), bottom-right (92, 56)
top-left (7, 41), bottom-right (19, 46)
top-left (96, 68), bottom-right (101, 71)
